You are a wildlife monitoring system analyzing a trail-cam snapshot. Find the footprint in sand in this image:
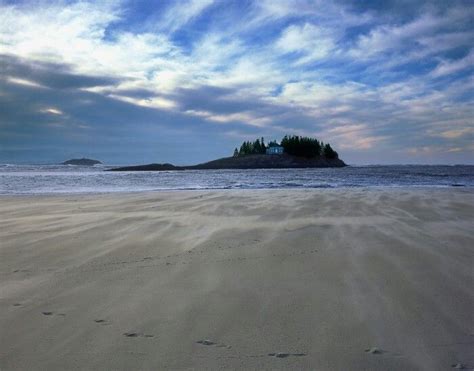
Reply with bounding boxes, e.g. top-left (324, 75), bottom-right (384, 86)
top-left (42, 311), bottom-right (66, 317)
top-left (123, 332), bottom-right (154, 338)
top-left (365, 347), bottom-right (384, 355)
top-left (94, 319), bottom-right (111, 325)
top-left (197, 339), bottom-right (215, 345)
top-left (268, 352), bottom-right (306, 358)
top-left (196, 339), bottom-right (231, 349)
top-left (451, 363), bottom-right (472, 370)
